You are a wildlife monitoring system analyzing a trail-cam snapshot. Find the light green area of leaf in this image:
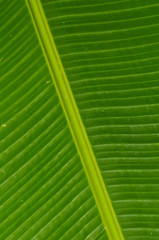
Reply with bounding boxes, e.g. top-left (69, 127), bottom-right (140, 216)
top-left (1, 0), bottom-right (159, 239)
